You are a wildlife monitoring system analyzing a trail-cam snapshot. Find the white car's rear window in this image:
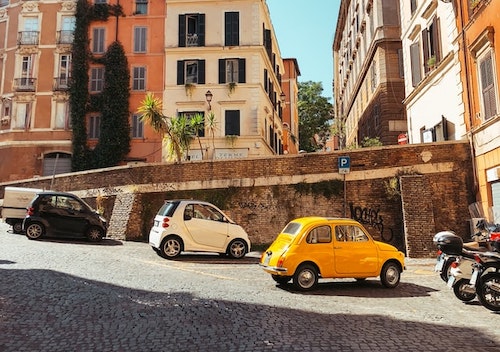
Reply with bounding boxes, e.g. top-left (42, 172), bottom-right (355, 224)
top-left (157, 201), bottom-right (179, 217)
